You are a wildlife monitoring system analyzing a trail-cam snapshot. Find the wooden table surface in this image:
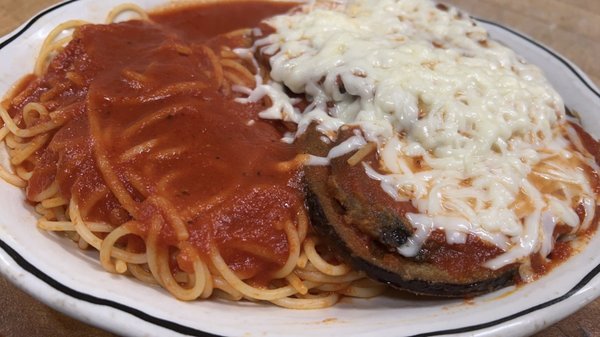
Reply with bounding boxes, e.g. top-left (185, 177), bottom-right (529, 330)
top-left (1, 0), bottom-right (599, 336)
